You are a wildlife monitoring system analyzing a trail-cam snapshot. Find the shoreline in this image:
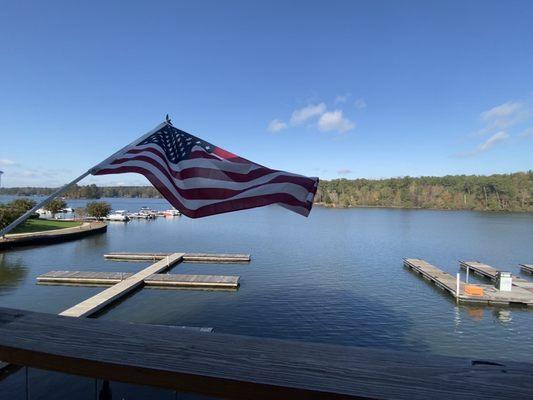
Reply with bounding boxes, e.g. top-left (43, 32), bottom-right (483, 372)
top-left (0, 221), bottom-right (107, 250)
